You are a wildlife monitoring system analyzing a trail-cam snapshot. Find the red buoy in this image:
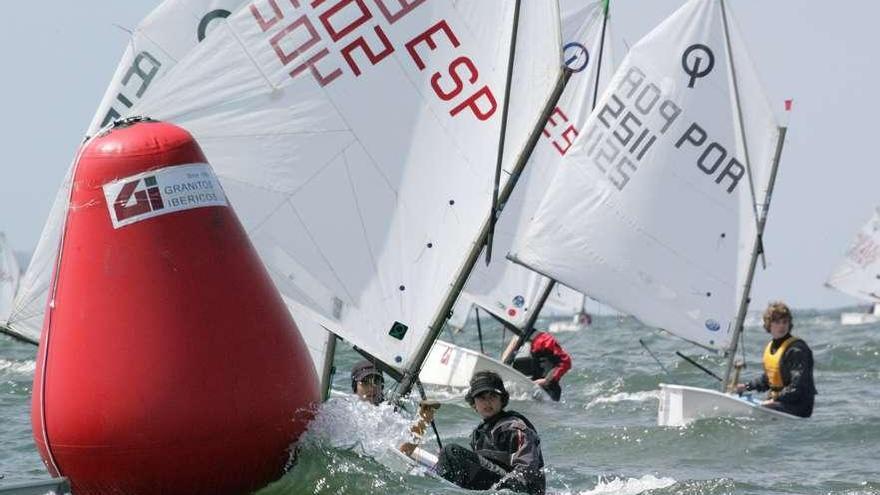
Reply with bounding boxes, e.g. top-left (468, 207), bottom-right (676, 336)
top-left (32, 119), bottom-right (320, 495)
